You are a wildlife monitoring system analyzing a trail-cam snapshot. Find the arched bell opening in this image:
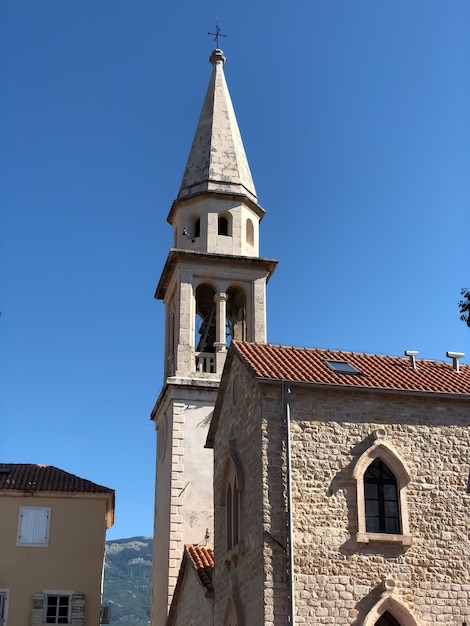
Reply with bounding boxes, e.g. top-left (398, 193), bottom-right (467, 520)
top-left (194, 283), bottom-right (217, 373)
top-left (195, 284), bottom-right (217, 353)
top-left (226, 287), bottom-right (246, 344)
